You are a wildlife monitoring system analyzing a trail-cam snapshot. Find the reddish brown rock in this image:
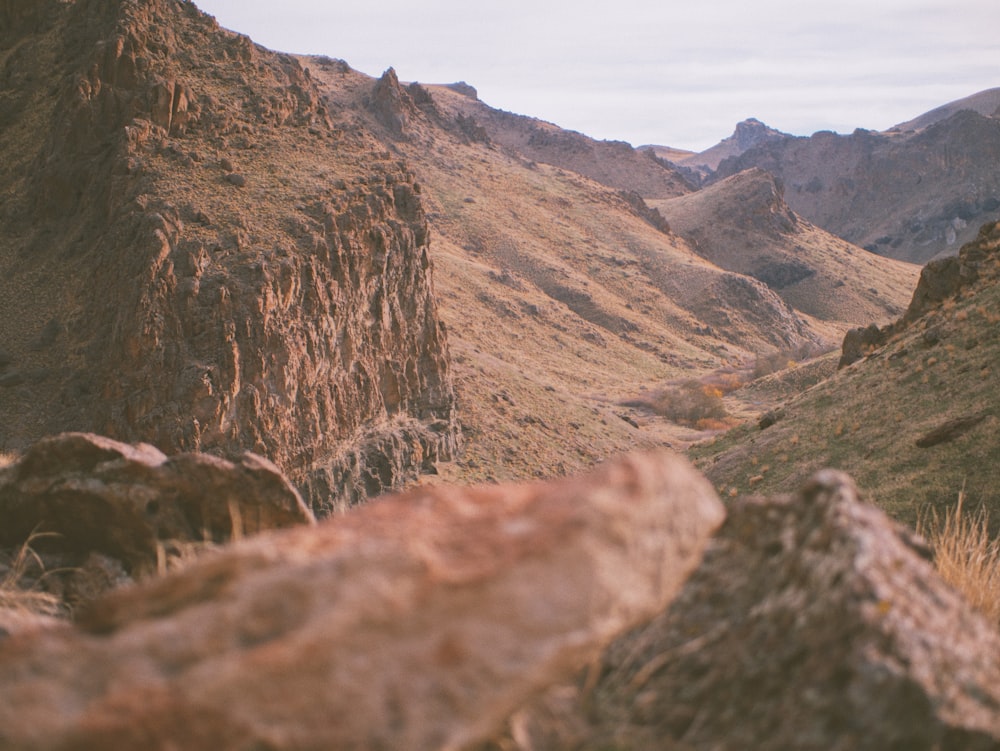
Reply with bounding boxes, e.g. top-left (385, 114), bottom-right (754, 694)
top-left (371, 66), bottom-right (419, 136)
top-left (518, 470), bottom-right (1000, 751)
top-left (0, 451), bottom-right (724, 751)
top-left (0, 432), bottom-right (314, 576)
